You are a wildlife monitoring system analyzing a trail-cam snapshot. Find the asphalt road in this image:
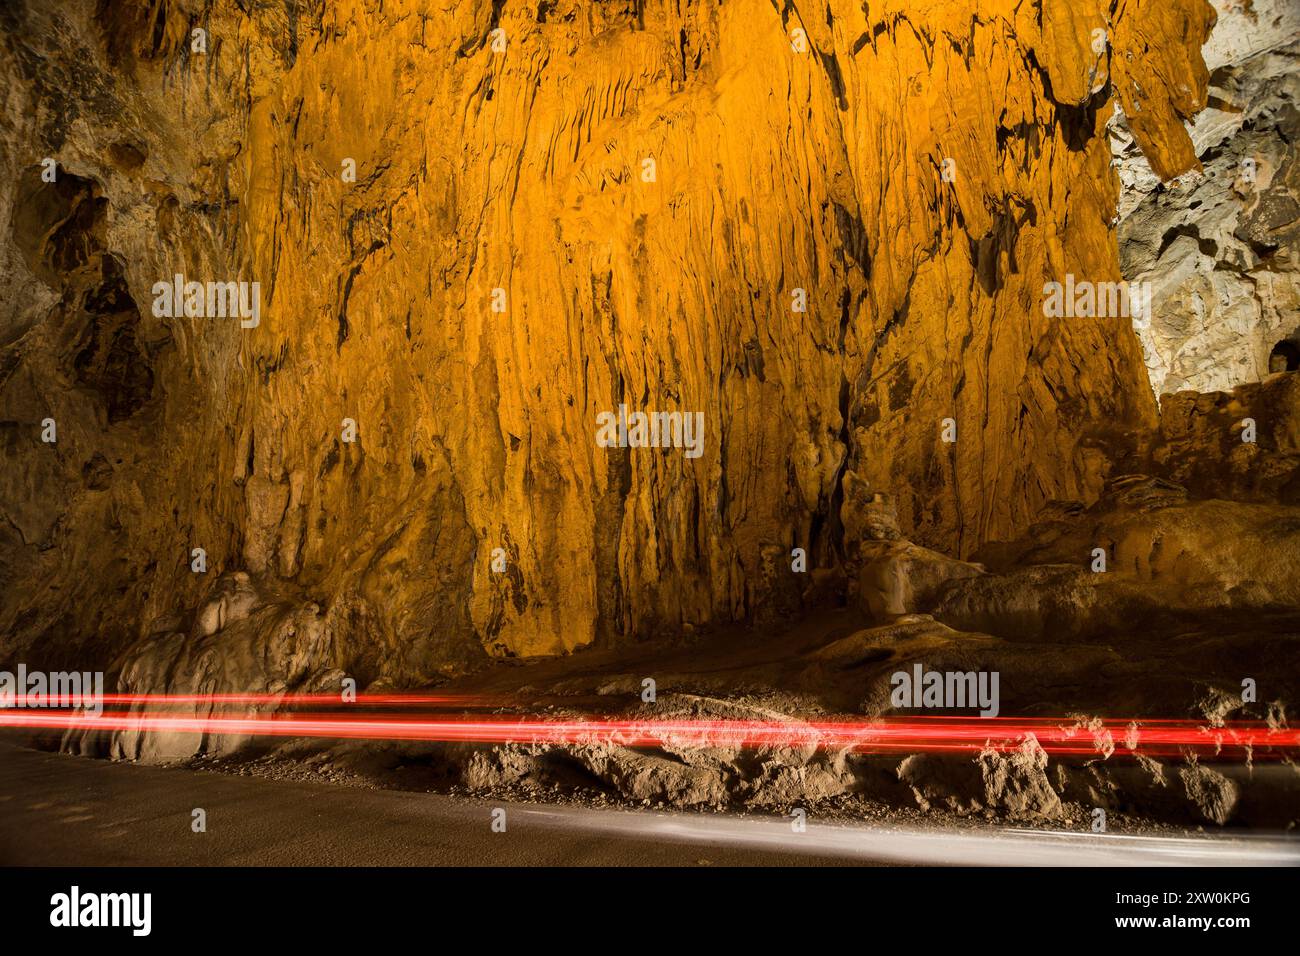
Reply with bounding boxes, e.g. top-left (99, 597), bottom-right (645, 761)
top-left (3, 743), bottom-right (1296, 866)
top-left (0, 743), bottom-right (858, 866)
